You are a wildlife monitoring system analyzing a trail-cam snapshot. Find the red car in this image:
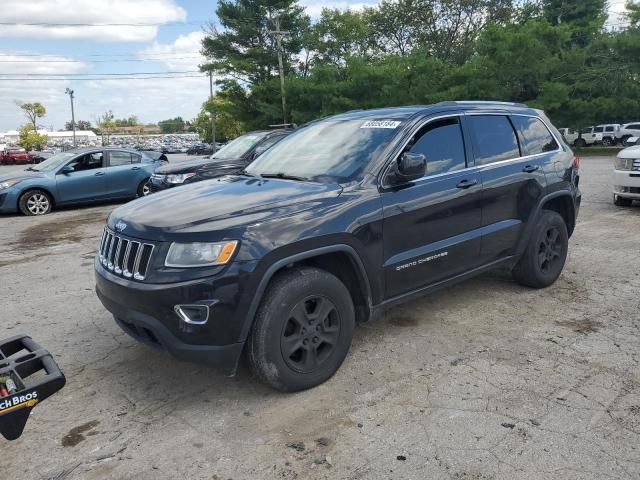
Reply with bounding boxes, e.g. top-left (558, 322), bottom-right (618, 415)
top-left (1, 148), bottom-right (32, 165)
